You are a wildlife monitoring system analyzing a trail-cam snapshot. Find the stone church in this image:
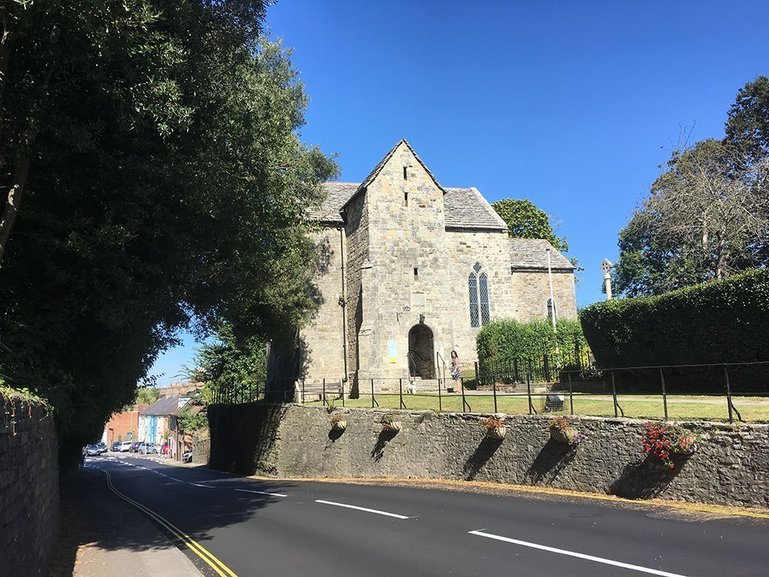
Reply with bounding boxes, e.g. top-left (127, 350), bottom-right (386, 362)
top-left (269, 140), bottom-right (576, 394)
